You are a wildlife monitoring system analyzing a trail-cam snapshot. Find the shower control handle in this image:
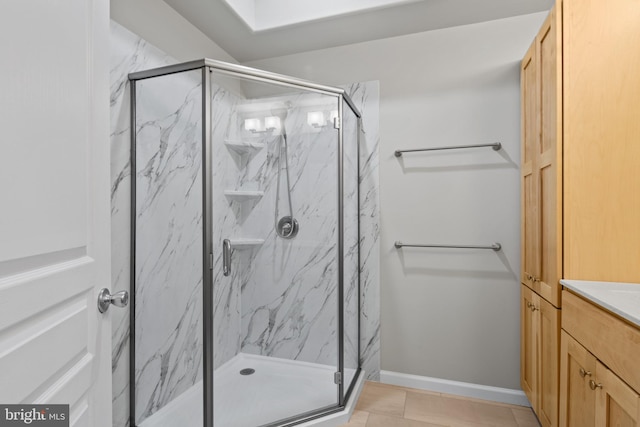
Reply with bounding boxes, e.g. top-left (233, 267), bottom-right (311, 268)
top-left (223, 239), bottom-right (232, 277)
